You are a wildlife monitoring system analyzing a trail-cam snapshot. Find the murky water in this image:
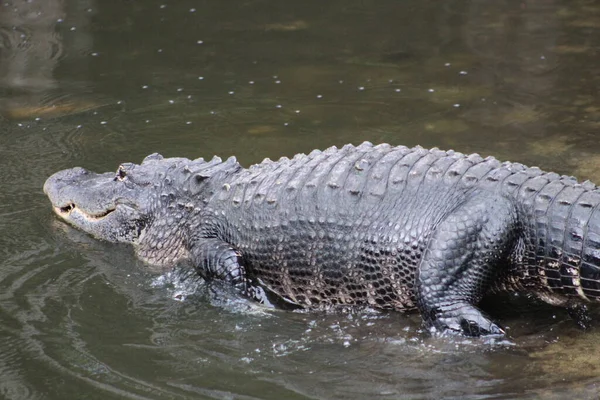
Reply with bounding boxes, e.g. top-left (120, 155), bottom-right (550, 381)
top-left (2, 0), bottom-right (600, 398)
